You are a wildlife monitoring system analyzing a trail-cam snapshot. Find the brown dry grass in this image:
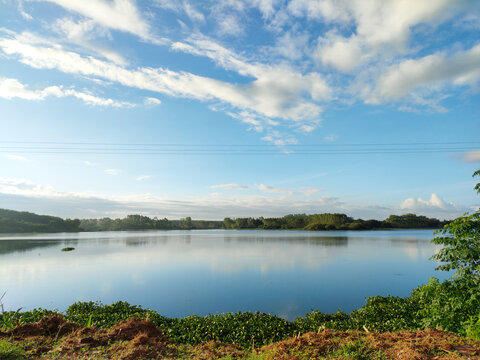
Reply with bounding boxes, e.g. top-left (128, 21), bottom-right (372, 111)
top-left (258, 329), bottom-right (480, 360)
top-left (1, 315), bottom-right (479, 359)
